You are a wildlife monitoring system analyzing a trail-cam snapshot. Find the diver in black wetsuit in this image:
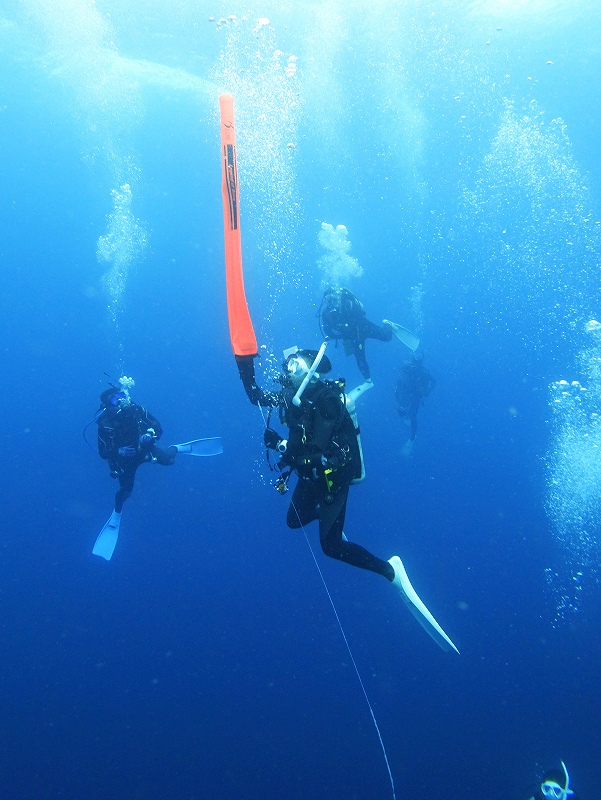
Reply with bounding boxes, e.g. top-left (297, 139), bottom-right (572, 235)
top-left (395, 352), bottom-right (435, 449)
top-left (319, 287), bottom-right (393, 381)
top-left (233, 348), bottom-right (459, 651)
top-left (96, 386), bottom-right (177, 514)
top-left (236, 349), bottom-right (395, 581)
